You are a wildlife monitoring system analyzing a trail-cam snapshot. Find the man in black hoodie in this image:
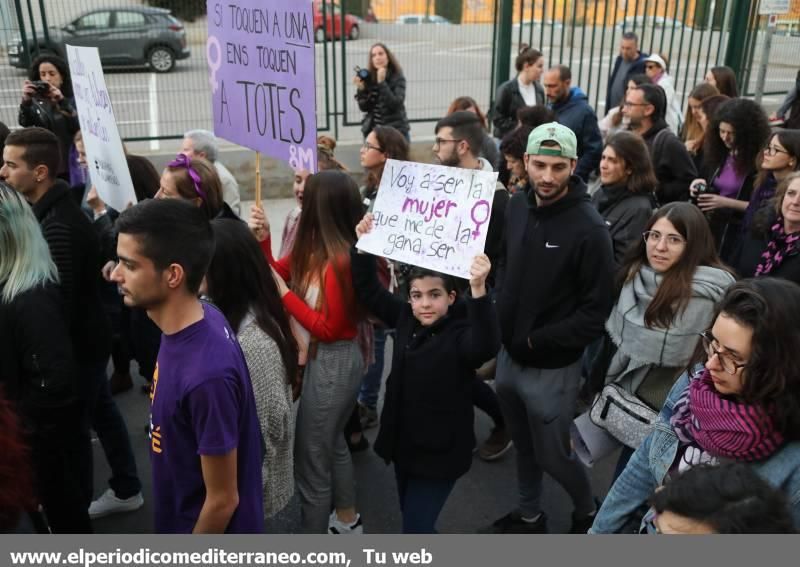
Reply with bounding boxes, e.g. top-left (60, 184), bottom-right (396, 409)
top-left (0, 127), bottom-right (143, 520)
top-left (482, 123), bottom-right (614, 534)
